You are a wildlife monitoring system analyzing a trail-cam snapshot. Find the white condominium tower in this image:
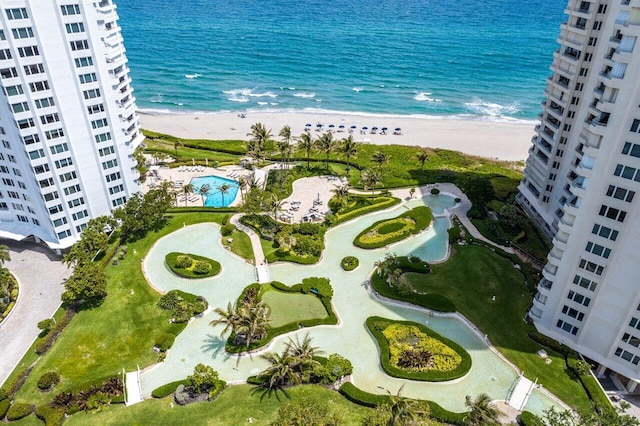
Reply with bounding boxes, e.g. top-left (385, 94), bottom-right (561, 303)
top-left (519, 0), bottom-right (640, 389)
top-left (0, 0), bottom-right (142, 252)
